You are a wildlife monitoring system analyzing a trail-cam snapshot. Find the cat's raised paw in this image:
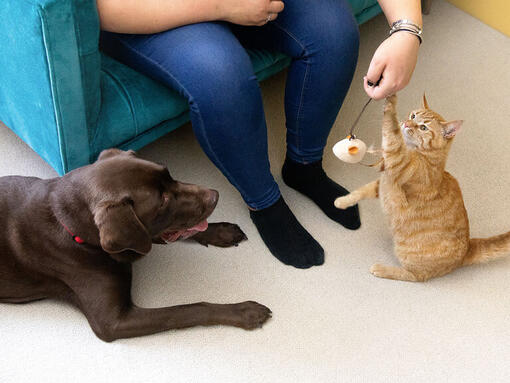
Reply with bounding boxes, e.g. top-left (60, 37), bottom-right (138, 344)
top-left (384, 95), bottom-right (397, 112)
